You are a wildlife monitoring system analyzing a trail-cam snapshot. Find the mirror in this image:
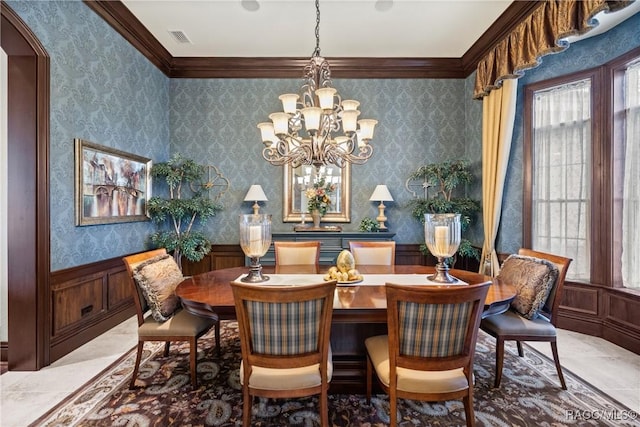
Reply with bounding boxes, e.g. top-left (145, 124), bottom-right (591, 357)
top-left (283, 163), bottom-right (351, 222)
